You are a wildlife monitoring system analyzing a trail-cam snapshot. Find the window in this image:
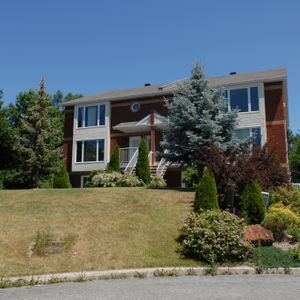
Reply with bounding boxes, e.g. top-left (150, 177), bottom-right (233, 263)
top-left (233, 127), bottom-right (261, 146)
top-left (77, 104), bottom-right (106, 128)
top-left (76, 139), bottom-right (105, 162)
top-left (225, 86), bottom-right (259, 113)
top-left (131, 102), bottom-right (141, 112)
